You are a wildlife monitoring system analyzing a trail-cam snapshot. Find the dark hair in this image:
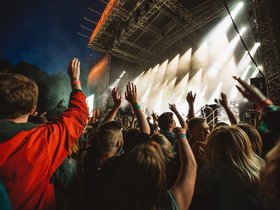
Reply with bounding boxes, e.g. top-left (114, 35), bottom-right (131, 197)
top-left (0, 73), bottom-right (38, 119)
top-left (123, 128), bottom-right (141, 153)
top-left (158, 112), bottom-right (173, 131)
top-left (97, 121), bottom-right (123, 151)
top-left (188, 117), bottom-right (206, 131)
